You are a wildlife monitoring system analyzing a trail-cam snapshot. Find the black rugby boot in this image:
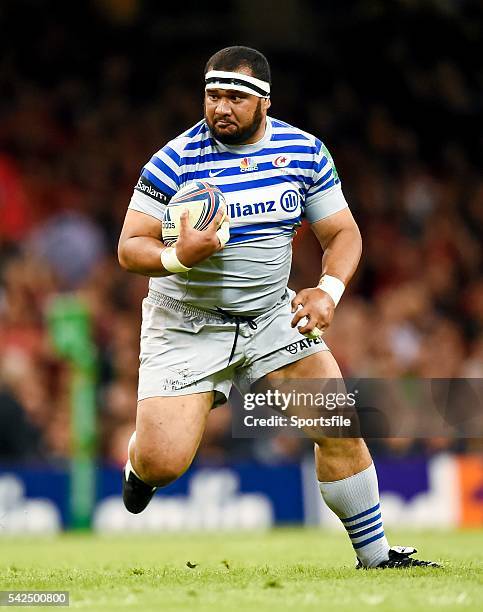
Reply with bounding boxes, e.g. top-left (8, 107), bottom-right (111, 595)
top-left (356, 546), bottom-right (441, 569)
top-left (122, 463), bottom-right (156, 514)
